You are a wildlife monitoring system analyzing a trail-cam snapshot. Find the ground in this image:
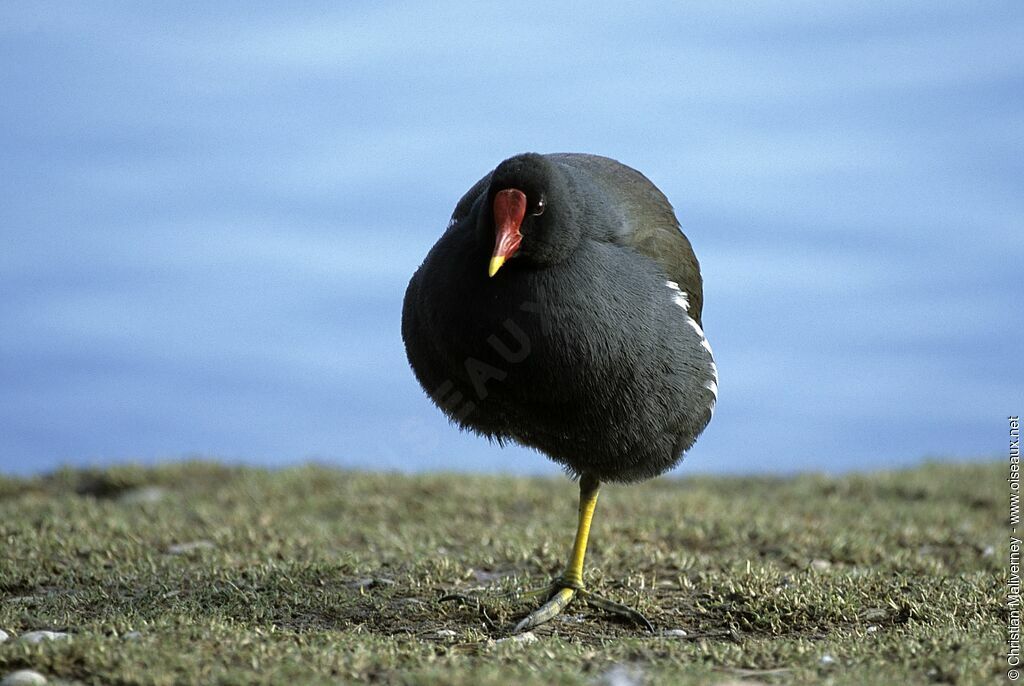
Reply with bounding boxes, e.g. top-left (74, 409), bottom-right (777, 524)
top-left (0, 460), bottom-right (1006, 685)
